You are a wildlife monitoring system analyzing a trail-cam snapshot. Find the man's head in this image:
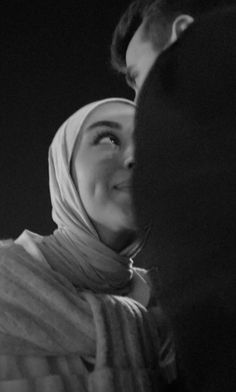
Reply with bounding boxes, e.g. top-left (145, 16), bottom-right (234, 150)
top-left (132, 6), bottom-right (236, 389)
top-left (111, 0), bottom-right (235, 97)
